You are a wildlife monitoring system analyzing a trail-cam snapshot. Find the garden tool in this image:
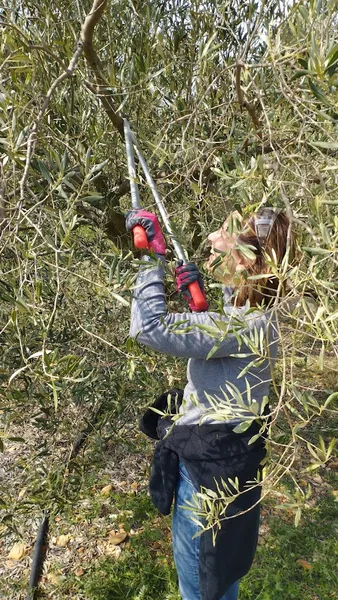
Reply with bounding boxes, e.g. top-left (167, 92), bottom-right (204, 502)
top-left (124, 118), bottom-right (208, 311)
